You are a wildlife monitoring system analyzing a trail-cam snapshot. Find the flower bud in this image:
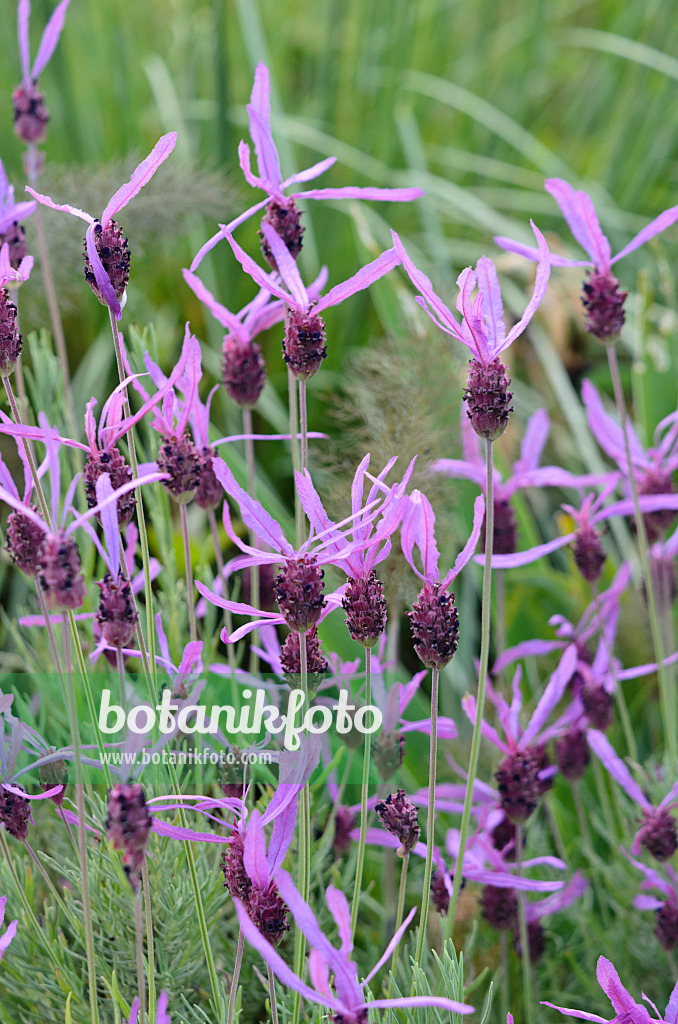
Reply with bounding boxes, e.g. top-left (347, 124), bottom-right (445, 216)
top-left (105, 783), bottom-right (152, 891)
top-left (280, 624), bottom-right (328, 694)
top-left (6, 505), bottom-right (44, 577)
top-left (573, 525), bottom-right (606, 583)
top-left (259, 199), bottom-right (304, 269)
top-left (408, 582), bottom-right (459, 670)
top-left (555, 728), bottom-right (590, 781)
top-left (275, 555), bottom-right (326, 633)
top-left (343, 571), bottom-right (387, 648)
top-left (96, 573), bottom-right (138, 649)
top-left (464, 358), bottom-right (513, 440)
top-left (195, 446), bottom-right (222, 511)
top-left (0, 223), bottom-right (28, 270)
top-left (334, 806), bottom-right (356, 855)
top-left (221, 828), bottom-right (252, 902)
top-left (247, 883), bottom-right (290, 947)
top-left (38, 532), bottom-right (86, 612)
top-left (156, 434), bottom-right (201, 503)
top-left (12, 82), bottom-right (49, 143)
top-left (655, 900), bottom-right (678, 951)
top-left (581, 681), bottom-right (614, 731)
top-left (431, 870), bottom-right (450, 915)
top-left (581, 270), bottom-right (627, 341)
top-left (481, 885), bottom-right (518, 930)
top-left (375, 789), bottom-right (420, 856)
top-left (495, 749), bottom-right (542, 823)
top-left (283, 309), bottom-right (327, 380)
top-left (83, 449), bottom-right (135, 528)
top-left (0, 785), bottom-right (31, 840)
top-left (638, 807), bottom-right (678, 862)
top-left (222, 338), bottom-right (266, 408)
top-left (83, 220), bottom-right (130, 305)
top-left (0, 288), bottom-right (22, 378)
